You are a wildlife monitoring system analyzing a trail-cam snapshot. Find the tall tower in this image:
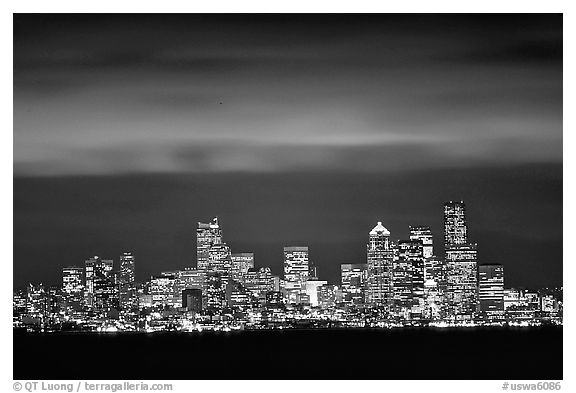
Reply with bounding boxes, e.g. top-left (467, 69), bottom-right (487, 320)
top-left (283, 246), bottom-right (309, 303)
top-left (119, 252), bottom-right (135, 284)
top-left (444, 201), bottom-right (467, 247)
top-left (366, 222), bottom-right (394, 308)
top-left (197, 217), bottom-right (222, 270)
top-left (393, 240), bottom-right (425, 319)
top-left (118, 252), bottom-right (137, 311)
top-left (443, 201), bottom-right (478, 320)
top-left (84, 256), bottom-right (114, 311)
top-left (62, 266), bottom-right (84, 313)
